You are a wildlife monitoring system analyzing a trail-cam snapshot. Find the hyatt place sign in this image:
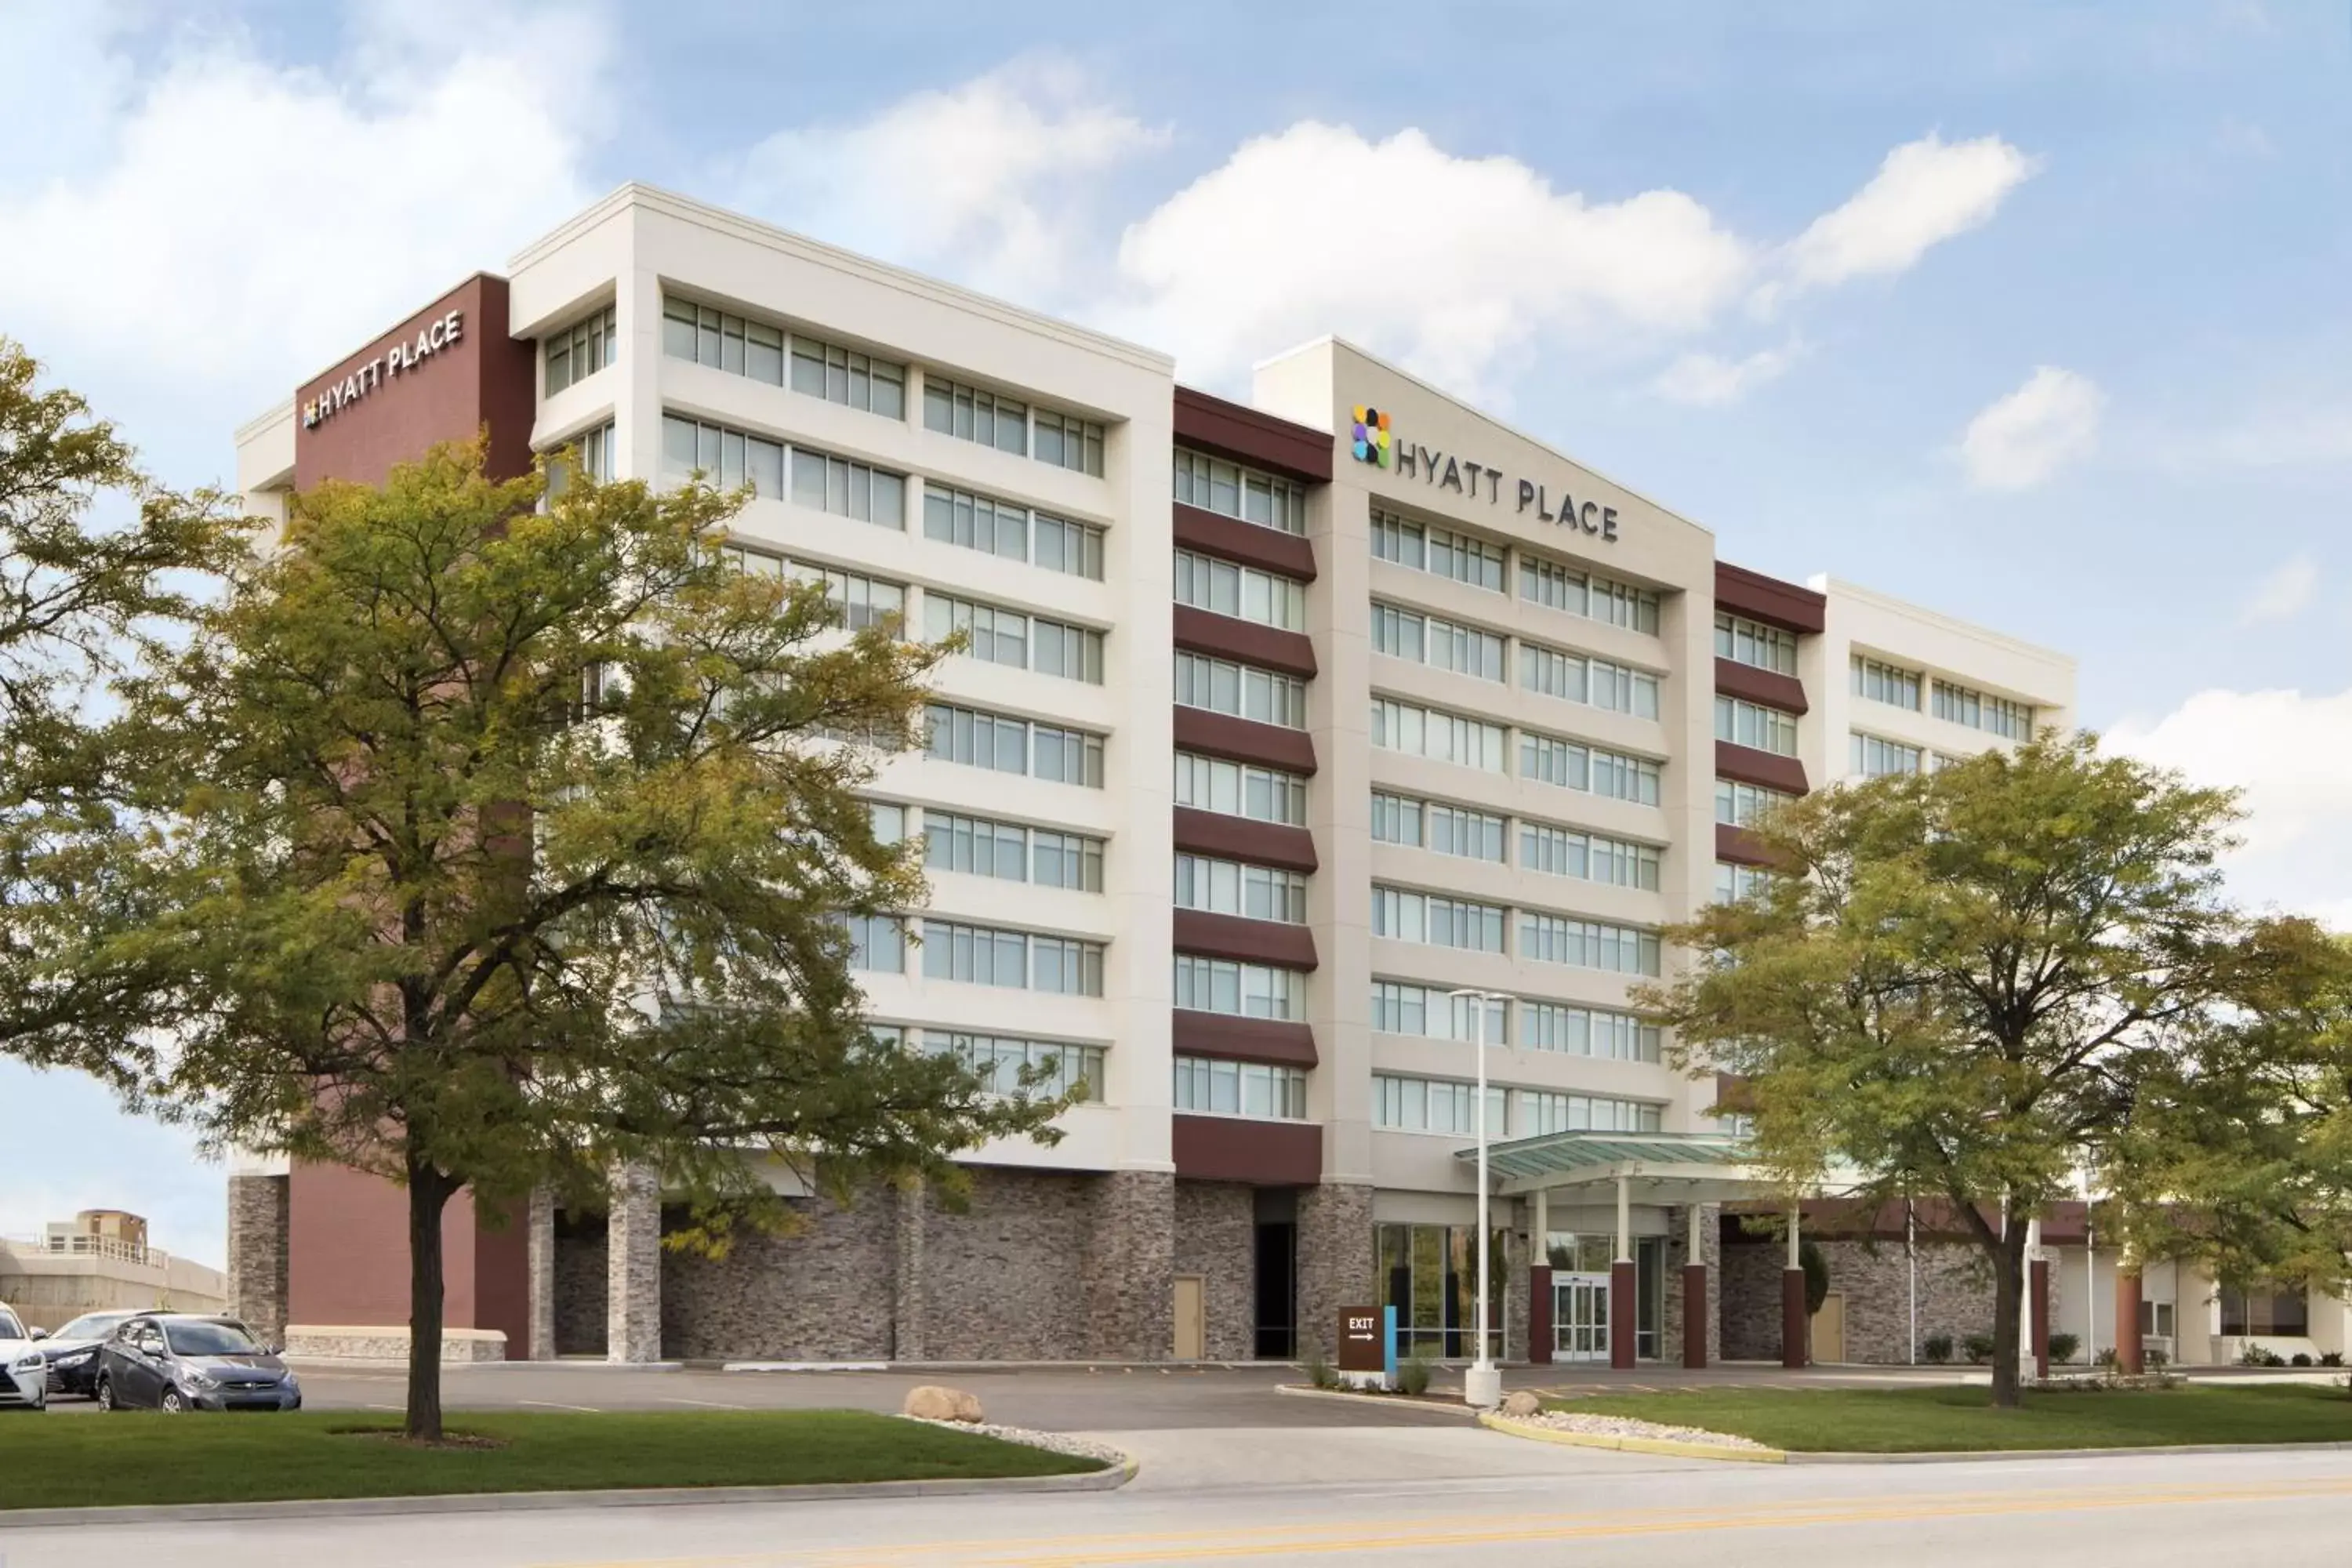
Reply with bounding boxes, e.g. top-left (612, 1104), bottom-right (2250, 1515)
top-left (1350, 404), bottom-right (1620, 543)
top-left (303, 310), bottom-right (465, 430)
